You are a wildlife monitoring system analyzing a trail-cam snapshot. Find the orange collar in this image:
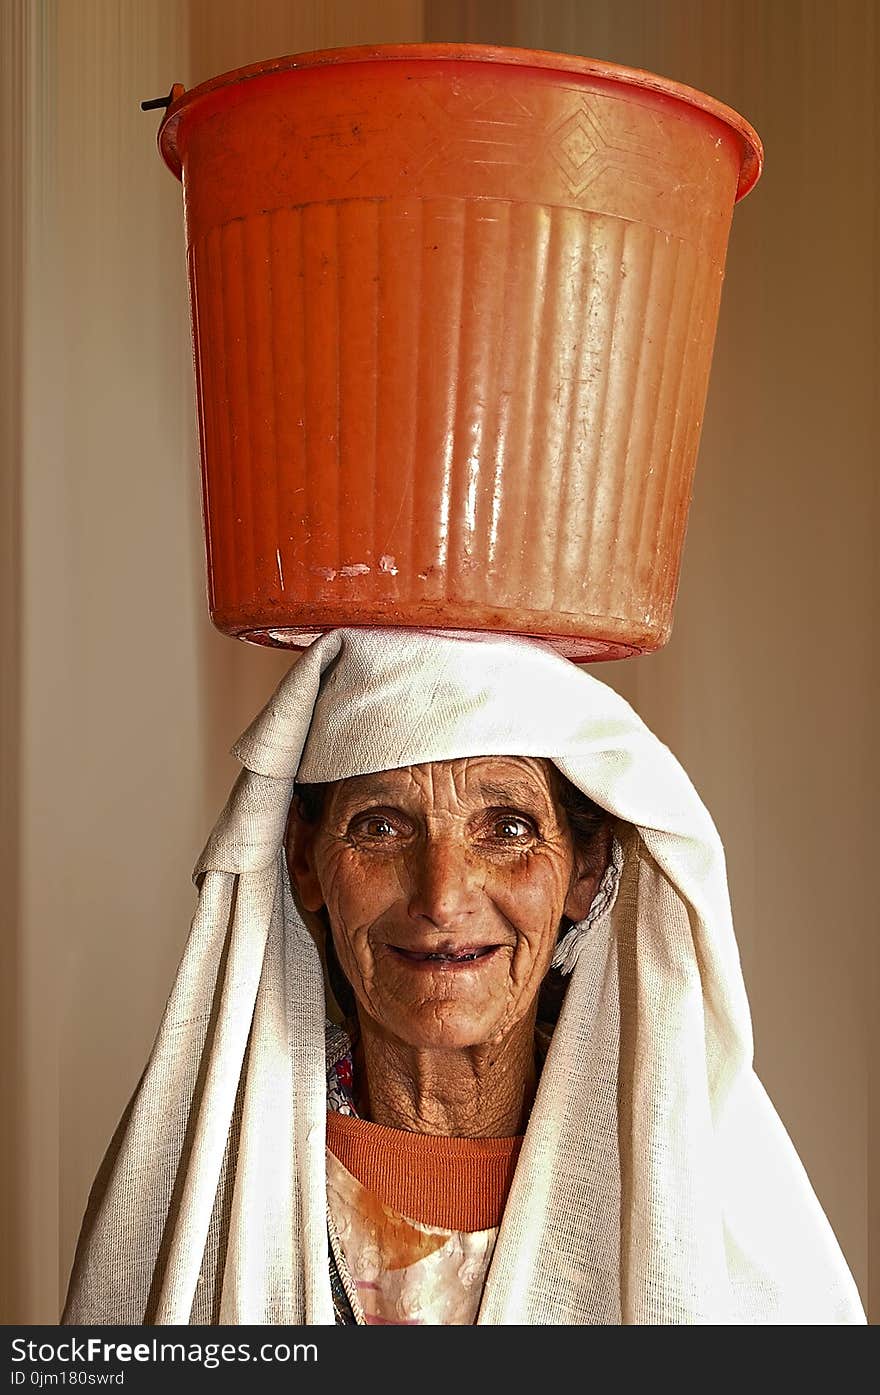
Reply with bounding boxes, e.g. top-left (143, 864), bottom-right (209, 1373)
top-left (326, 1110), bottom-right (523, 1231)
